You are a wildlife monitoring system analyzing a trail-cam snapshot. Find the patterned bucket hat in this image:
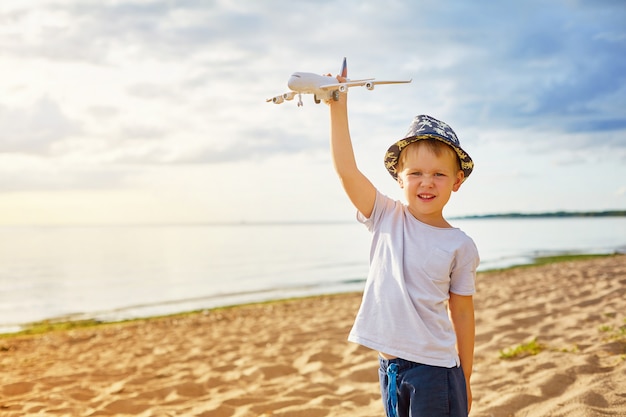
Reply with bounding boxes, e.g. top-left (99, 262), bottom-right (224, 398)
top-left (384, 114), bottom-right (474, 181)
